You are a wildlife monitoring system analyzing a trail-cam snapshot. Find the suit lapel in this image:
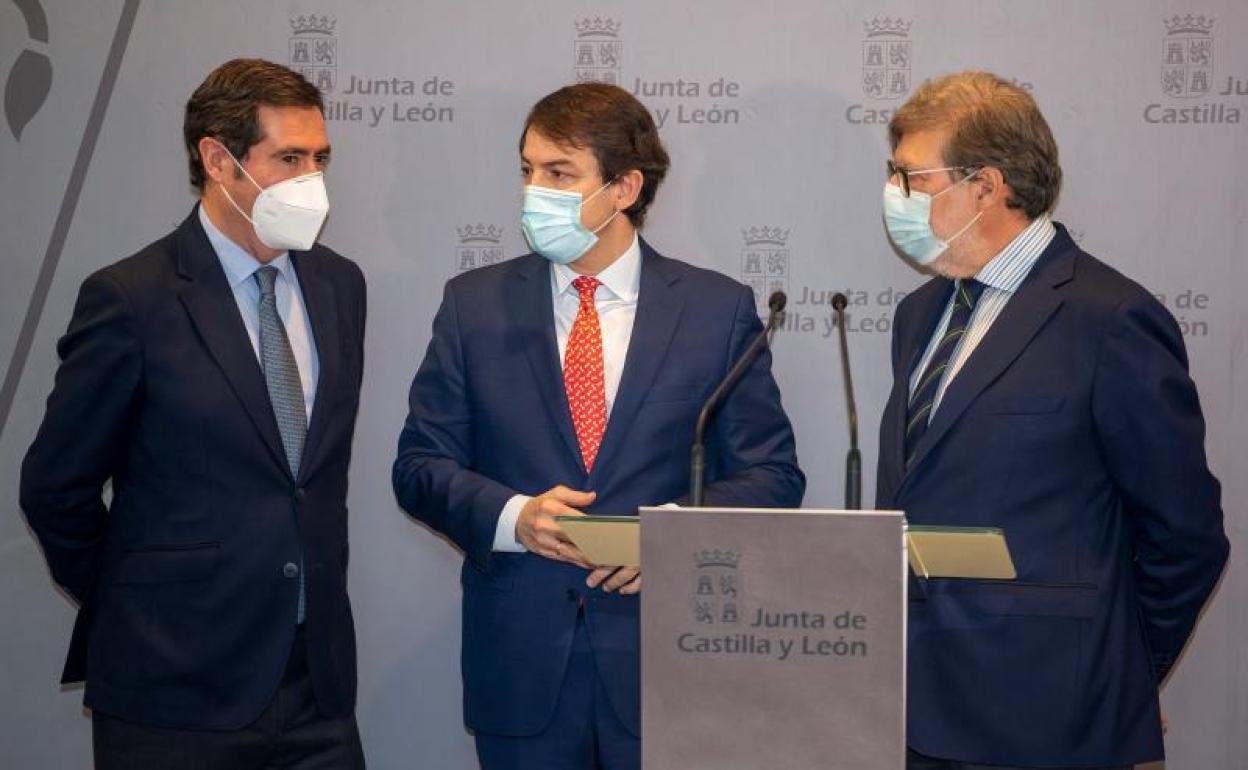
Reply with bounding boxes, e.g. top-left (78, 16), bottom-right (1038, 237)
top-left (900, 233), bottom-right (1077, 482)
top-left (291, 251), bottom-right (339, 483)
top-left (175, 210), bottom-right (290, 477)
top-left (589, 242), bottom-right (686, 483)
top-left (510, 255), bottom-right (584, 471)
